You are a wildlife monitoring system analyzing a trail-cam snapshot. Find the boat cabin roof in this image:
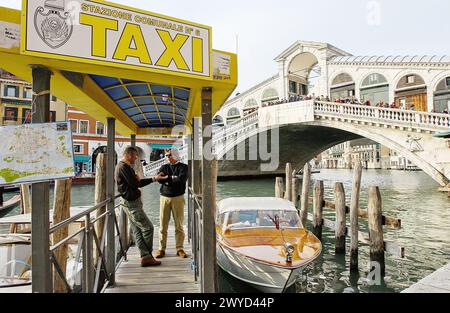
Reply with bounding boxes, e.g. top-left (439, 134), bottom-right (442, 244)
top-left (217, 197), bottom-right (297, 214)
